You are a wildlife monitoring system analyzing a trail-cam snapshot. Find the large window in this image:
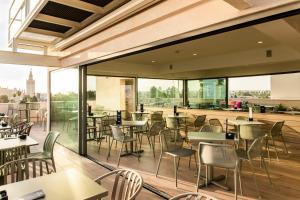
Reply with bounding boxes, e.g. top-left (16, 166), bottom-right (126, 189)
top-left (50, 68), bottom-right (79, 152)
top-left (187, 78), bottom-right (226, 109)
top-left (138, 78), bottom-right (183, 108)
